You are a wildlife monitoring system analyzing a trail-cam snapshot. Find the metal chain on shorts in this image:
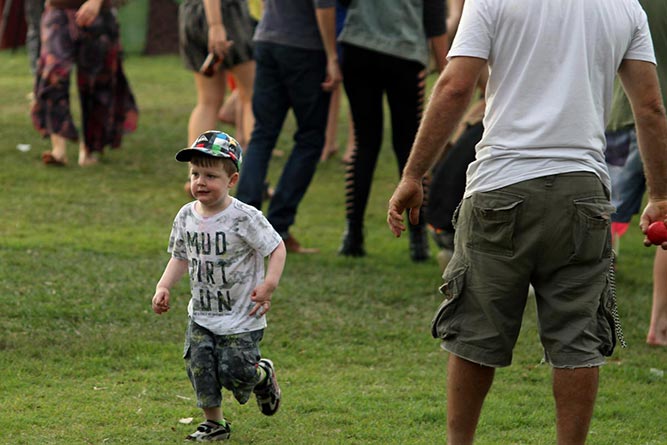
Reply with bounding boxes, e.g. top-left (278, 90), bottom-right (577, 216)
top-left (609, 251), bottom-right (627, 348)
